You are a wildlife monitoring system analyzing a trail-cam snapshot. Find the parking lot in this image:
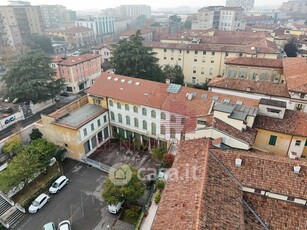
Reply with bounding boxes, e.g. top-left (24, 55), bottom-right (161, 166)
top-left (14, 159), bottom-right (119, 230)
